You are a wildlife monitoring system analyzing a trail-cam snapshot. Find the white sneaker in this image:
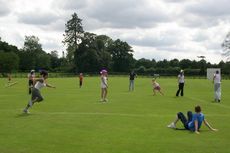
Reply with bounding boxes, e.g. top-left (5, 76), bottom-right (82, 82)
top-left (167, 122), bottom-right (176, 129)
